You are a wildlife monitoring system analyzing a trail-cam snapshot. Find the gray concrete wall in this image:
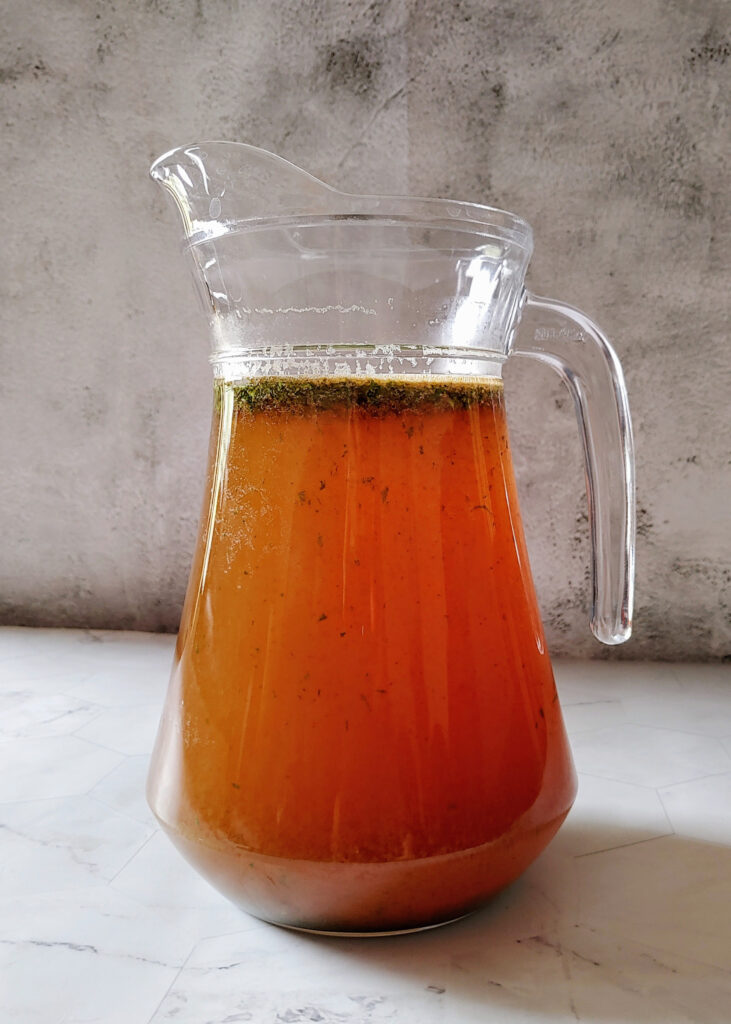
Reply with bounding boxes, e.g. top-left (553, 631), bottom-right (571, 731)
top-left (1, 0), bottom-right (729, 658)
